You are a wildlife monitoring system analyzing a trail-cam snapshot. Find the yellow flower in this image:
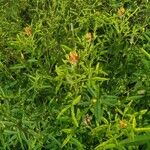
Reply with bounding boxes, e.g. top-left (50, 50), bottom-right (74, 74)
top-left (119, 119), bottom-right (127, 129)
top-left (24, 26), bottom-right (32, 36)
top-left (68, 51), bottom-right (79, 64)
top-left (85, 32), bottom-right (93, 42)
top-left (118, 6), bottom-right (125, 17)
